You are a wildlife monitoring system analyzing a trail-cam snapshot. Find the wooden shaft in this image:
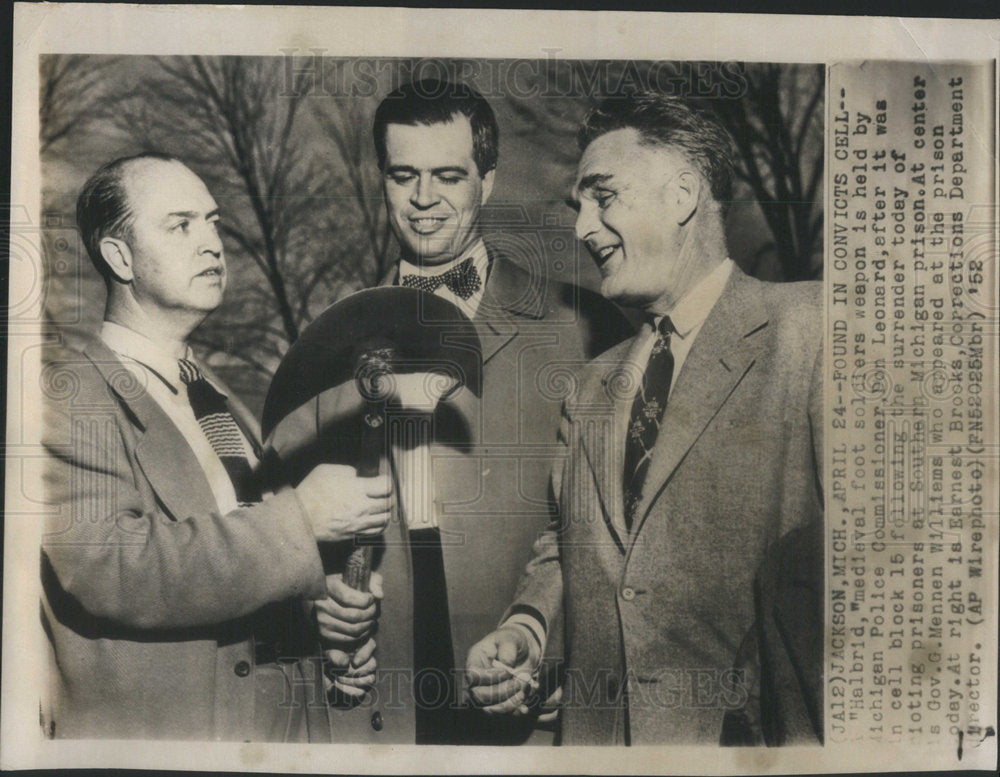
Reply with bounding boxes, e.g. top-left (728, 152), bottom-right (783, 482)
top-left (329, 364), bottom-right (389, 708)
top-left (341, 401), bottom-right (383, 593)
